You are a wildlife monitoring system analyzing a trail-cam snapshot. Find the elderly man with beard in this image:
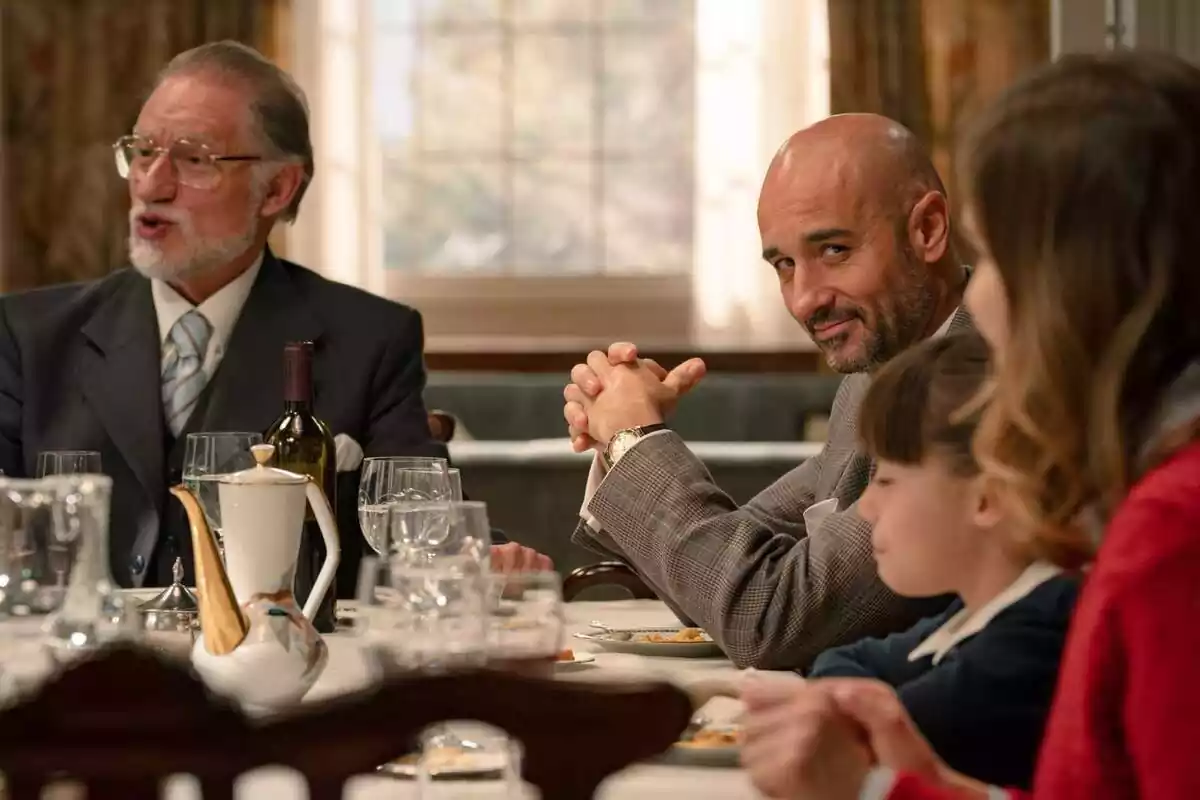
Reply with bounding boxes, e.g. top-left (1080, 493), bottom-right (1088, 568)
top-left (562, 114), bottom-right (973, 670)
top-left (0, 41), bottom-right (549, 591)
